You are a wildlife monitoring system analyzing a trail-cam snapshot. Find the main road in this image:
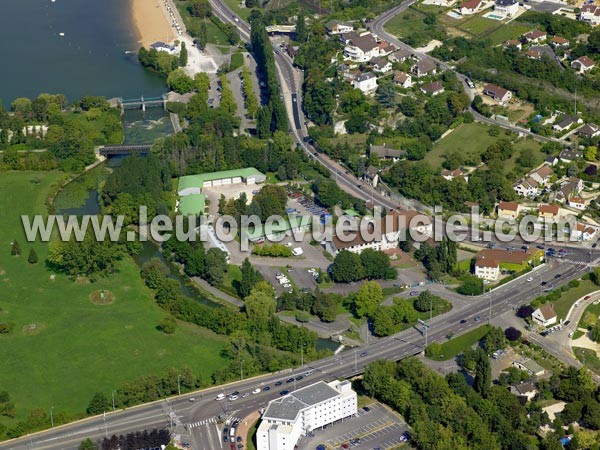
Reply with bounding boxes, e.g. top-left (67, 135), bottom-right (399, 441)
top-left (0, 258), bottom-right (593, 450)
top-left (0, 4), bottom-right (594, 450)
